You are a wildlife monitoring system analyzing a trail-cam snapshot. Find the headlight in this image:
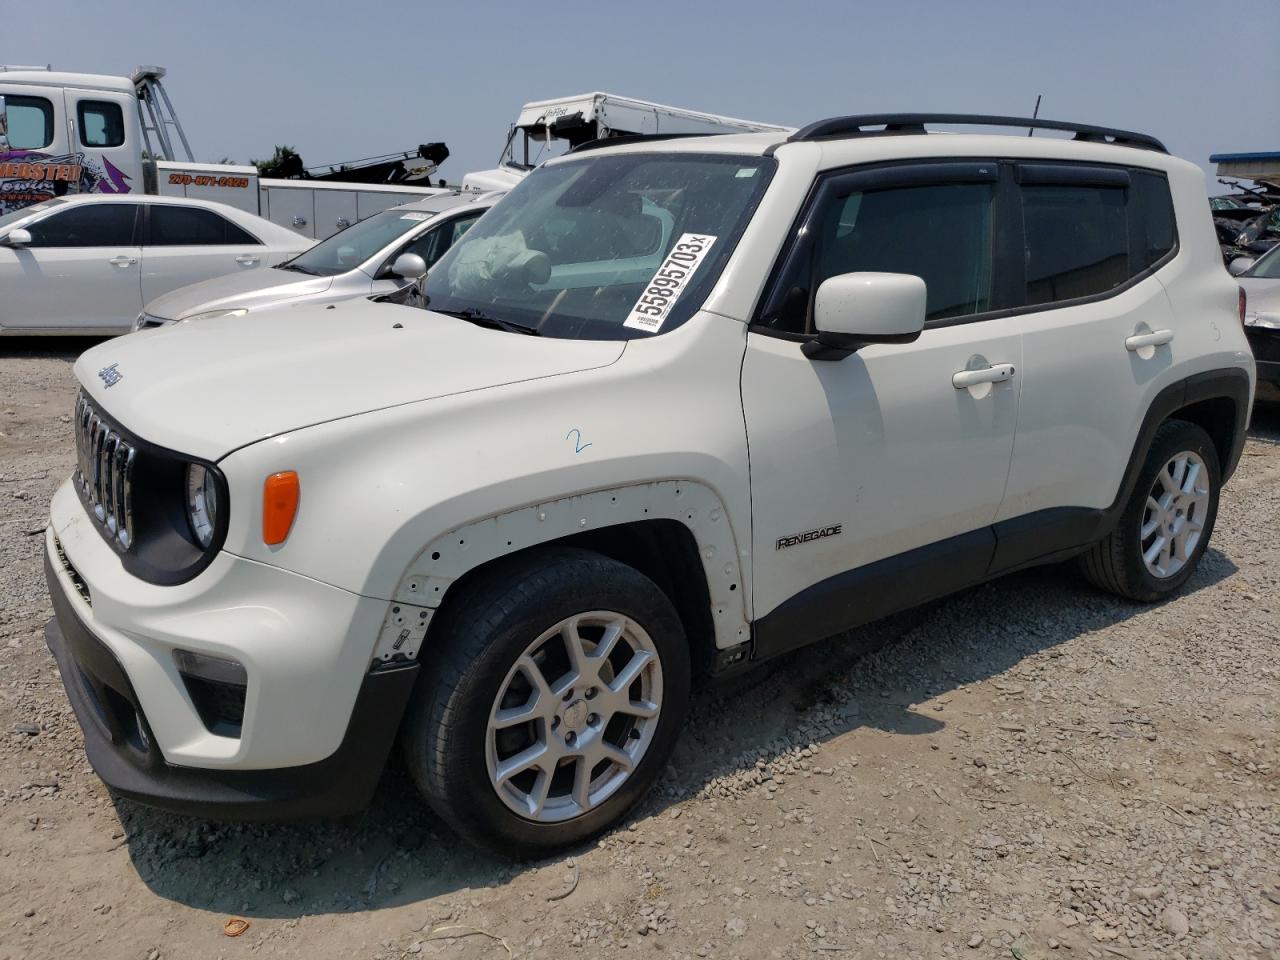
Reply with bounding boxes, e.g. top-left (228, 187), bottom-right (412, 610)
top-left (184, 308), bottom-right (249, 324)
top-left (186, 464), bottom-right (219, 548)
